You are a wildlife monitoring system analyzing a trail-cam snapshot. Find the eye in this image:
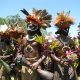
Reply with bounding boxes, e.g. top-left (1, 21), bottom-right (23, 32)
top-left (27, 23), bottom-right (38, 30)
